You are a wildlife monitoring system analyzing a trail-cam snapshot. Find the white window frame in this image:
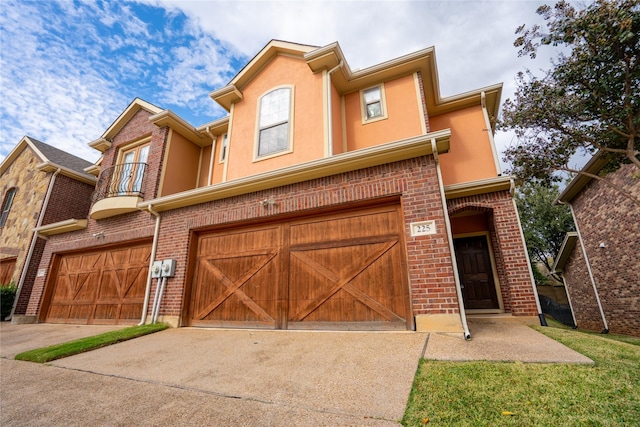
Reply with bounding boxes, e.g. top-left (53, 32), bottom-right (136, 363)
top-left (360, 84), bottom-right (388, 124)
top-left (218, 133), bottom-right (228, 163)
top-left (254, 85), bottom-right (294, 161)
